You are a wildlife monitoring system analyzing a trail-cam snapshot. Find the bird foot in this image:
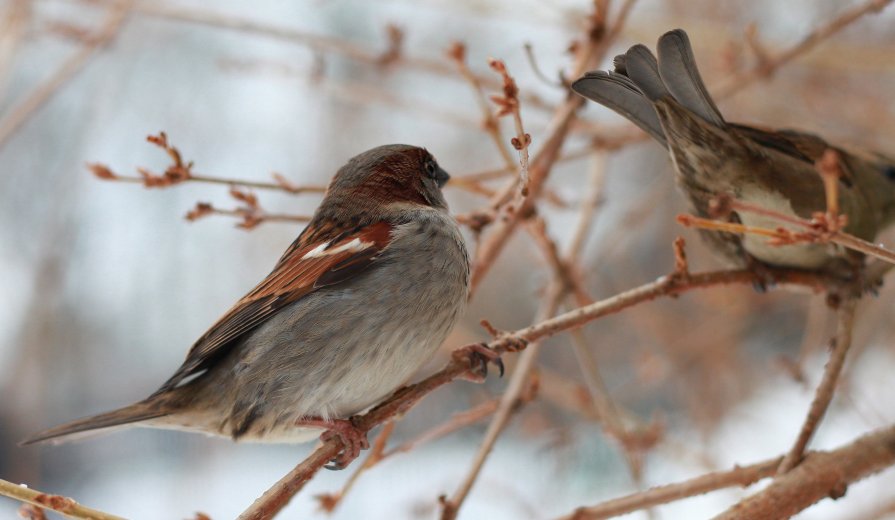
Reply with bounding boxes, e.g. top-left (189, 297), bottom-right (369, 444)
top-left (295, 416), bottom-right (369, 470)
top-left (745, 257), bottom-right (778, 293)
top-left (453, 343), bottom-right (505, 382)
